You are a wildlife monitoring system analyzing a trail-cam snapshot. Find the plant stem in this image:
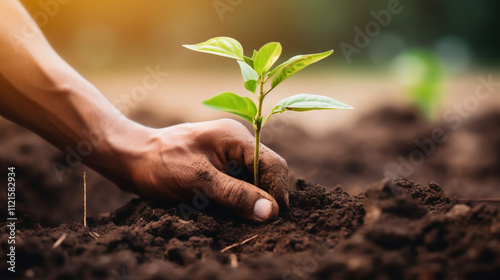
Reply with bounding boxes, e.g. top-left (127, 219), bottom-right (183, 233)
top-left (254, 79), bottom-right (265, 188)
top-left (254, 122), bottom-right (261, 188)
